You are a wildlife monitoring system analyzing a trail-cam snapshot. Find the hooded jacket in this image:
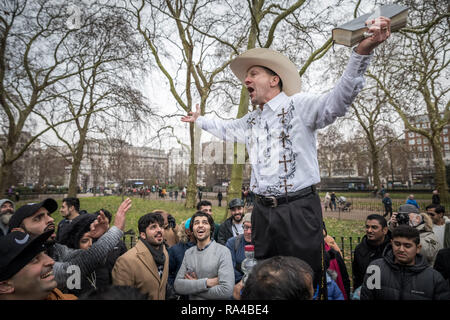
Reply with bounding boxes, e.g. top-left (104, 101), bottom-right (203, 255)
top-left (0, 199), bottom-right (14, 236)
top-left (360, 244), bottom-right (450, 300)
top-left (415, 213), bottom-right (441, 266)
